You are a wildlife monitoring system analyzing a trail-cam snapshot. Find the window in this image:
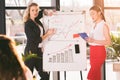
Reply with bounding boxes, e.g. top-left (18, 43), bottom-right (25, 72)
top-left (6, 10), bottom-right (24, 36)
top-left (104, 0), bottom-right (120, 31)
top-left (5, 0), bottom-right (55, 7)
top-left (5, 0), bottom-right (56, 36)
top-left (60, 0), bottom-right (93, 11)
top-left (104, 0), bottom-right (120, 7)
top-left (105, 10), bottom-right (120, 31)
